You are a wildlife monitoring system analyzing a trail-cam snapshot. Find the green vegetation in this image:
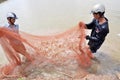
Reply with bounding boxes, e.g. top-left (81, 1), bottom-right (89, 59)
top-left (17, 77), bottom-right (26, 80)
